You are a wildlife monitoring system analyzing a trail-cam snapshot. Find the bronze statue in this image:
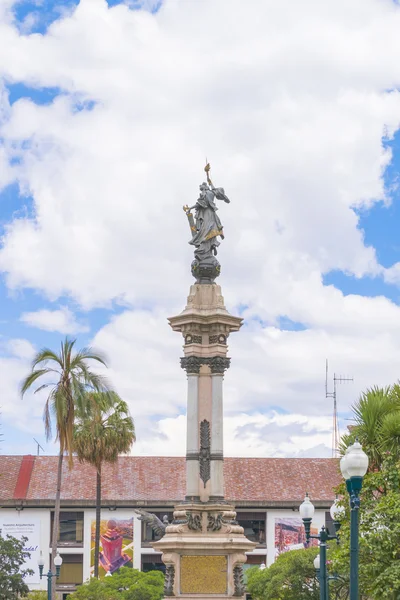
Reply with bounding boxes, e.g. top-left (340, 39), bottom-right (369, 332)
top-left (183, 163), bottom-right (230, 283)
